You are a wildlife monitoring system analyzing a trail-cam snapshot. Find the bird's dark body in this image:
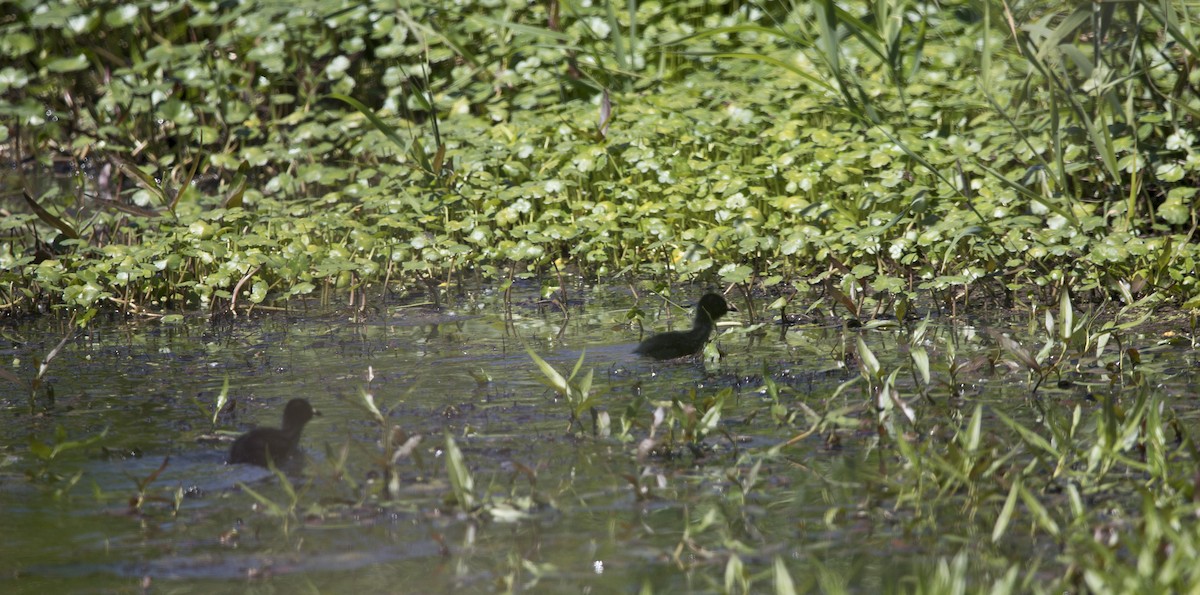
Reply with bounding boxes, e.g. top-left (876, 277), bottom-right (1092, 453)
top-left (634, 294), bottom-right (734, 360)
